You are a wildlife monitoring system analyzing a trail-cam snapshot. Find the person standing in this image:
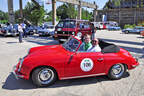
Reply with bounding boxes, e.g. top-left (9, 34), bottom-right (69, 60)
top-left (21, 23), bottom-right (27, 38)
top-left (18, 23), bottom-right (23, 43)
top-left (90, 23), bottom-right (96, 40)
